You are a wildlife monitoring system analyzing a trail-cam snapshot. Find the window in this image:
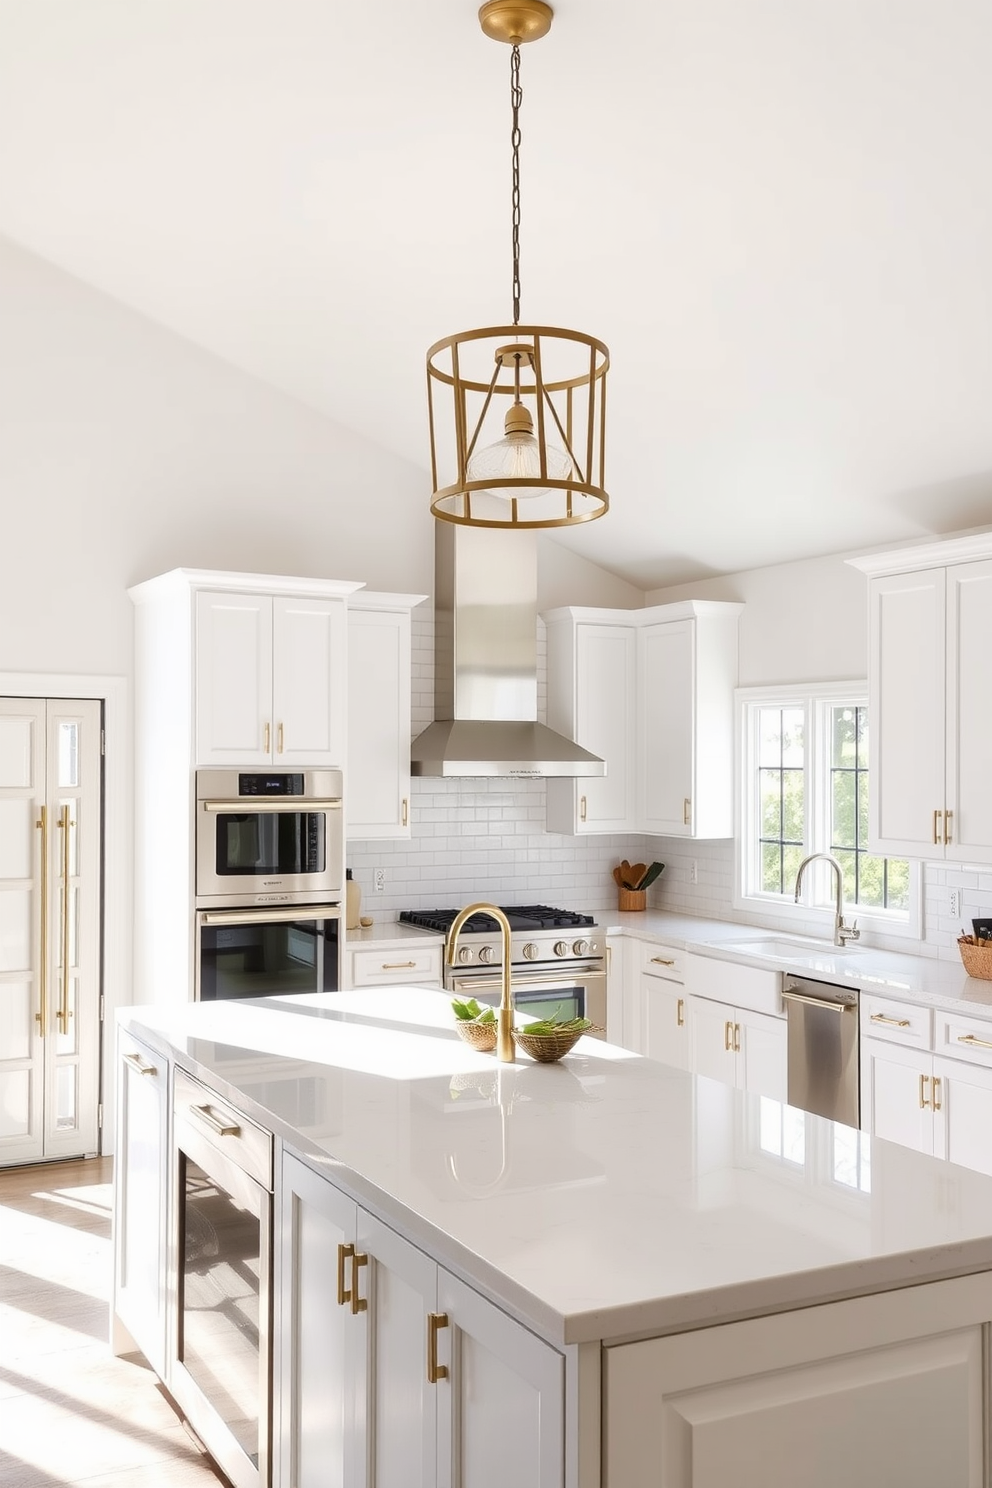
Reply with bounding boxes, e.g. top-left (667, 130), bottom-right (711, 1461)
top-left (737, 683), bottom-right (920, 938)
